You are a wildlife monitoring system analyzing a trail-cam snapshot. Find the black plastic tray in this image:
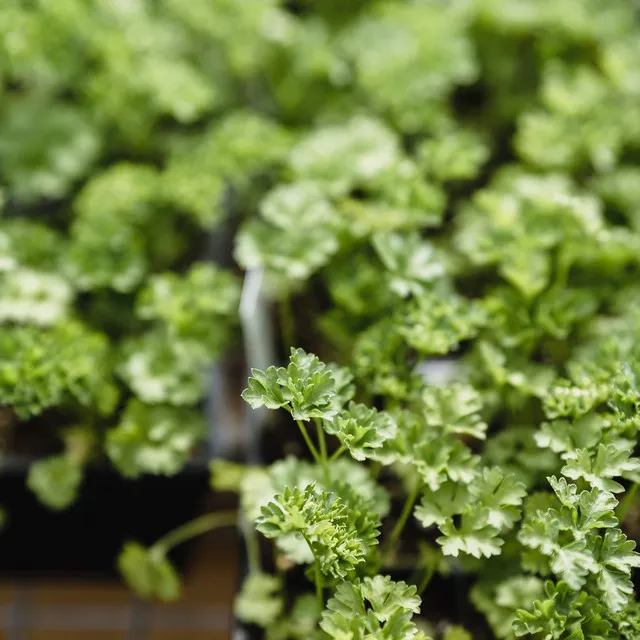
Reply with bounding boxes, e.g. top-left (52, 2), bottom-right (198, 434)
top-left (0, 457), bottom-right (209, 579)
